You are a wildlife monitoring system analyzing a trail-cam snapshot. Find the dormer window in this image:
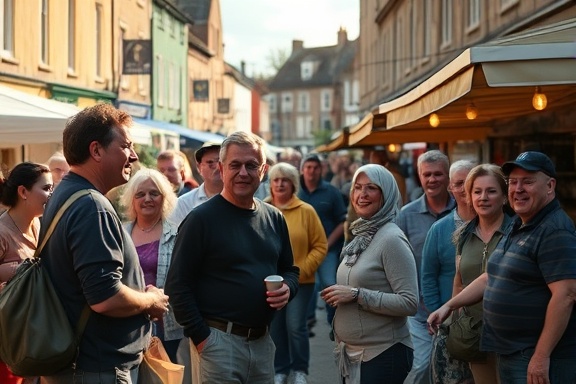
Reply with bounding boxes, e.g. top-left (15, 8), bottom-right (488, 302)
top-left (301, 61), bottom-right (314, 81)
